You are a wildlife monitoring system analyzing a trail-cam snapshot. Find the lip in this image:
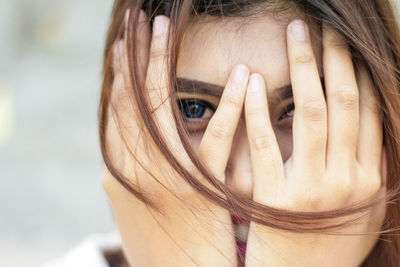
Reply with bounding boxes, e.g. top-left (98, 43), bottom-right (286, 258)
top-left (231, 214), bottom-right (250, 226)
top-left (236, 242), bottom-right (247, 260)
top-left (232, 215), bottom-right (249, 260)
